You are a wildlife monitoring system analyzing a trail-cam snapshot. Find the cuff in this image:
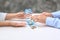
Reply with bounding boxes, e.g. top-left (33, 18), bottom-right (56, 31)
top-left (46, 17), bottom-right (55, 27)
top-left (0, 12), bottom-right (7, 21)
